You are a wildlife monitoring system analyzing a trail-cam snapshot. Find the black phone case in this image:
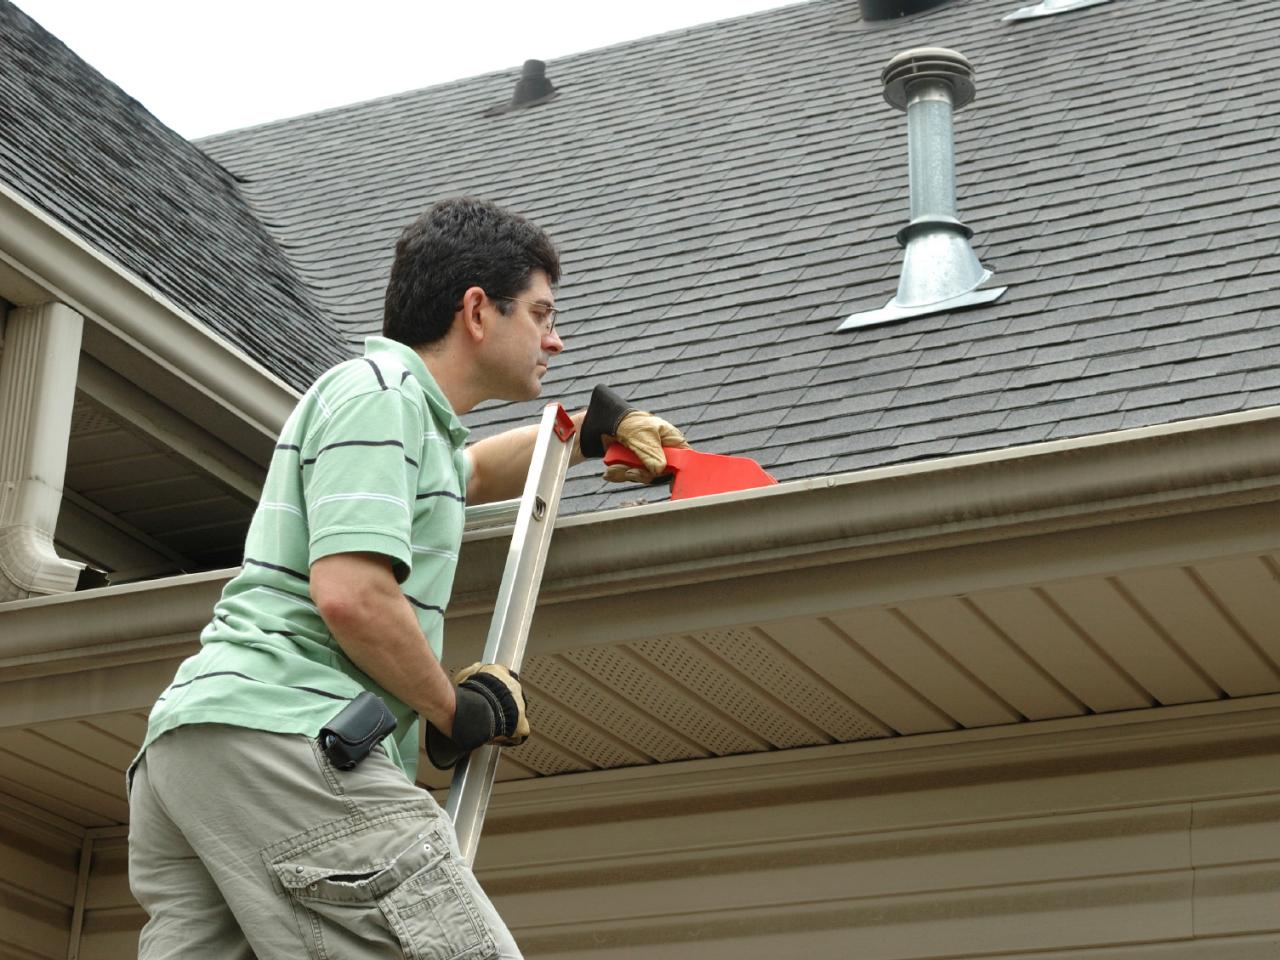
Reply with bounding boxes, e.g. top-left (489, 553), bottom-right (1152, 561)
top-left (319, 691), bottom-right (397, 770)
